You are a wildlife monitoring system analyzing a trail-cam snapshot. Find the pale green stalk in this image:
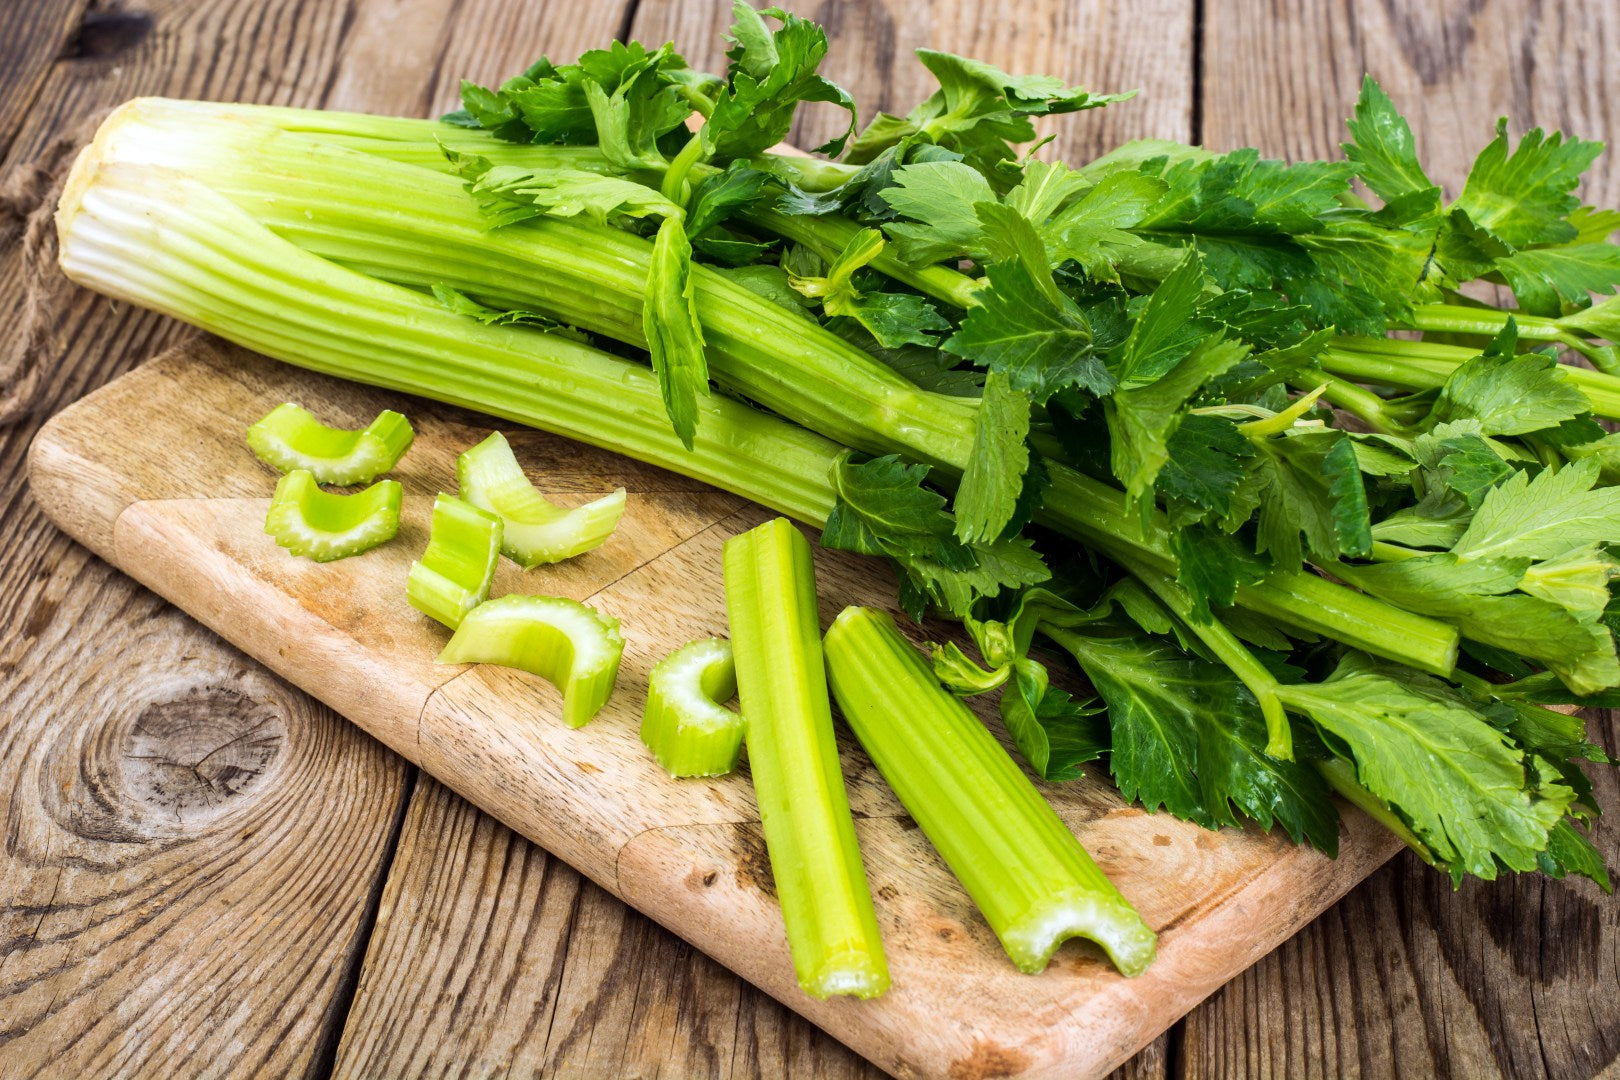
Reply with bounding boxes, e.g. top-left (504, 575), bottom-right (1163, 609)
top-left (723, 518), bottom-right (888, 999)
top-left (264, 469), bottom-right (401, 561)
top-left (823, 606), bottom-right (1157, 976)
